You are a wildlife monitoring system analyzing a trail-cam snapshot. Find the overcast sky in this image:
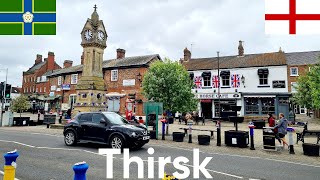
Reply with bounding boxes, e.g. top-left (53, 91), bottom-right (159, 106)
top-left (0, 0), bottom-right (319, 87)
